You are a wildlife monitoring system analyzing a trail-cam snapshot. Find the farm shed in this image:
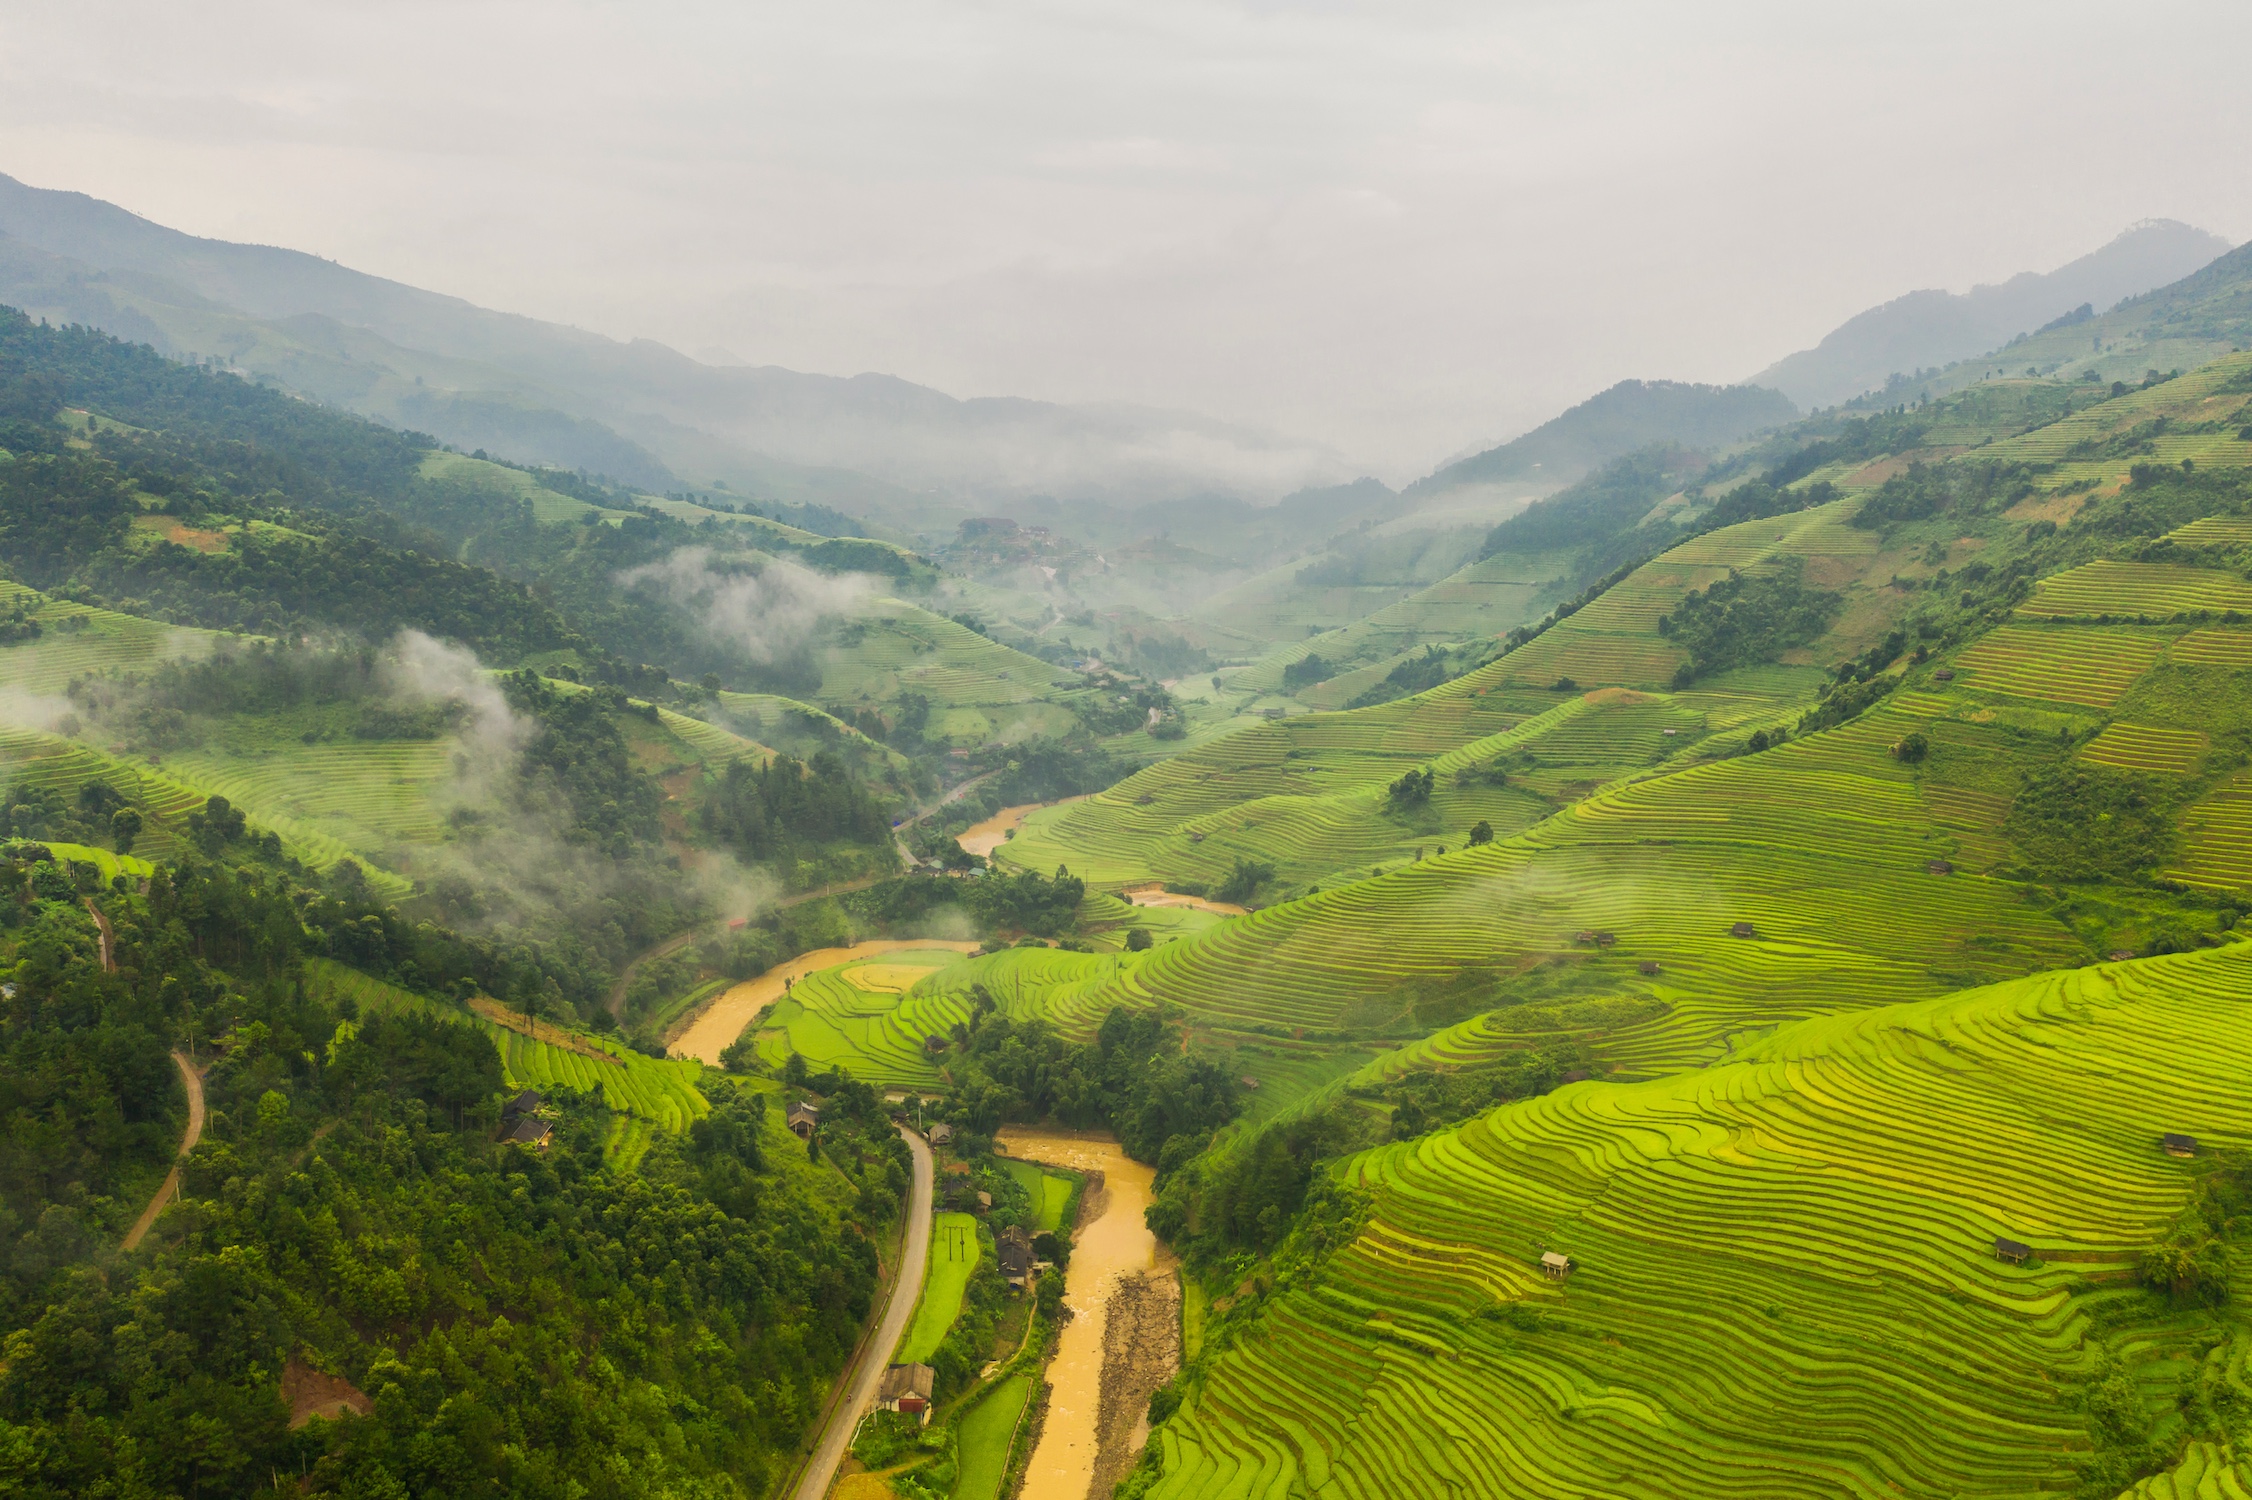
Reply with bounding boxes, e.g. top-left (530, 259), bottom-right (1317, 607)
top-left (505, 1116), bottom-right (553, 1148)
top-left (923, 1034), bottom-right (948, 1054)
top-left (1993, 1238), bottom-right (2032, 1265)
top-left (1540, 1251), bottom-right (1573, 1281)
top-left (1638, 961), bottom-right (1662, 976)
top-left (1933, 668), bottom-right (1956, 681)
top-left (2164, 1134), bottom-right (2199, 1159)
top-left (1730, 922), bottom-right (1756, 939)
top-left (929, 1122), bottom-right (955, 1146)
top-left (2109, 950), bottom-right (2136, 963)
top-left (502, 1089), bottom-right (544, 1120)
top-left (1927, 860), bottom-right (1954, 875)
top-left (876, 1364), bottom-right (936, 1422)
top-left (1594, 931), bottom-right (1617, 948)
top-left (787, 1102), bottom-right (820, 1139)
top-left (1240, 1075), bottom-right (1262, 1090)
